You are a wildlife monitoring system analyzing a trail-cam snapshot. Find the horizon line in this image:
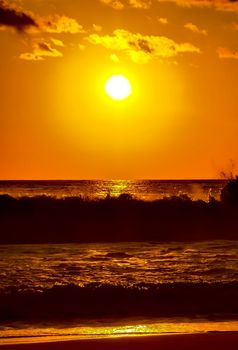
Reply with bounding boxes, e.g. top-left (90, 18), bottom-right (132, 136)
top-left (0, 178), bottom-right (228, 181)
